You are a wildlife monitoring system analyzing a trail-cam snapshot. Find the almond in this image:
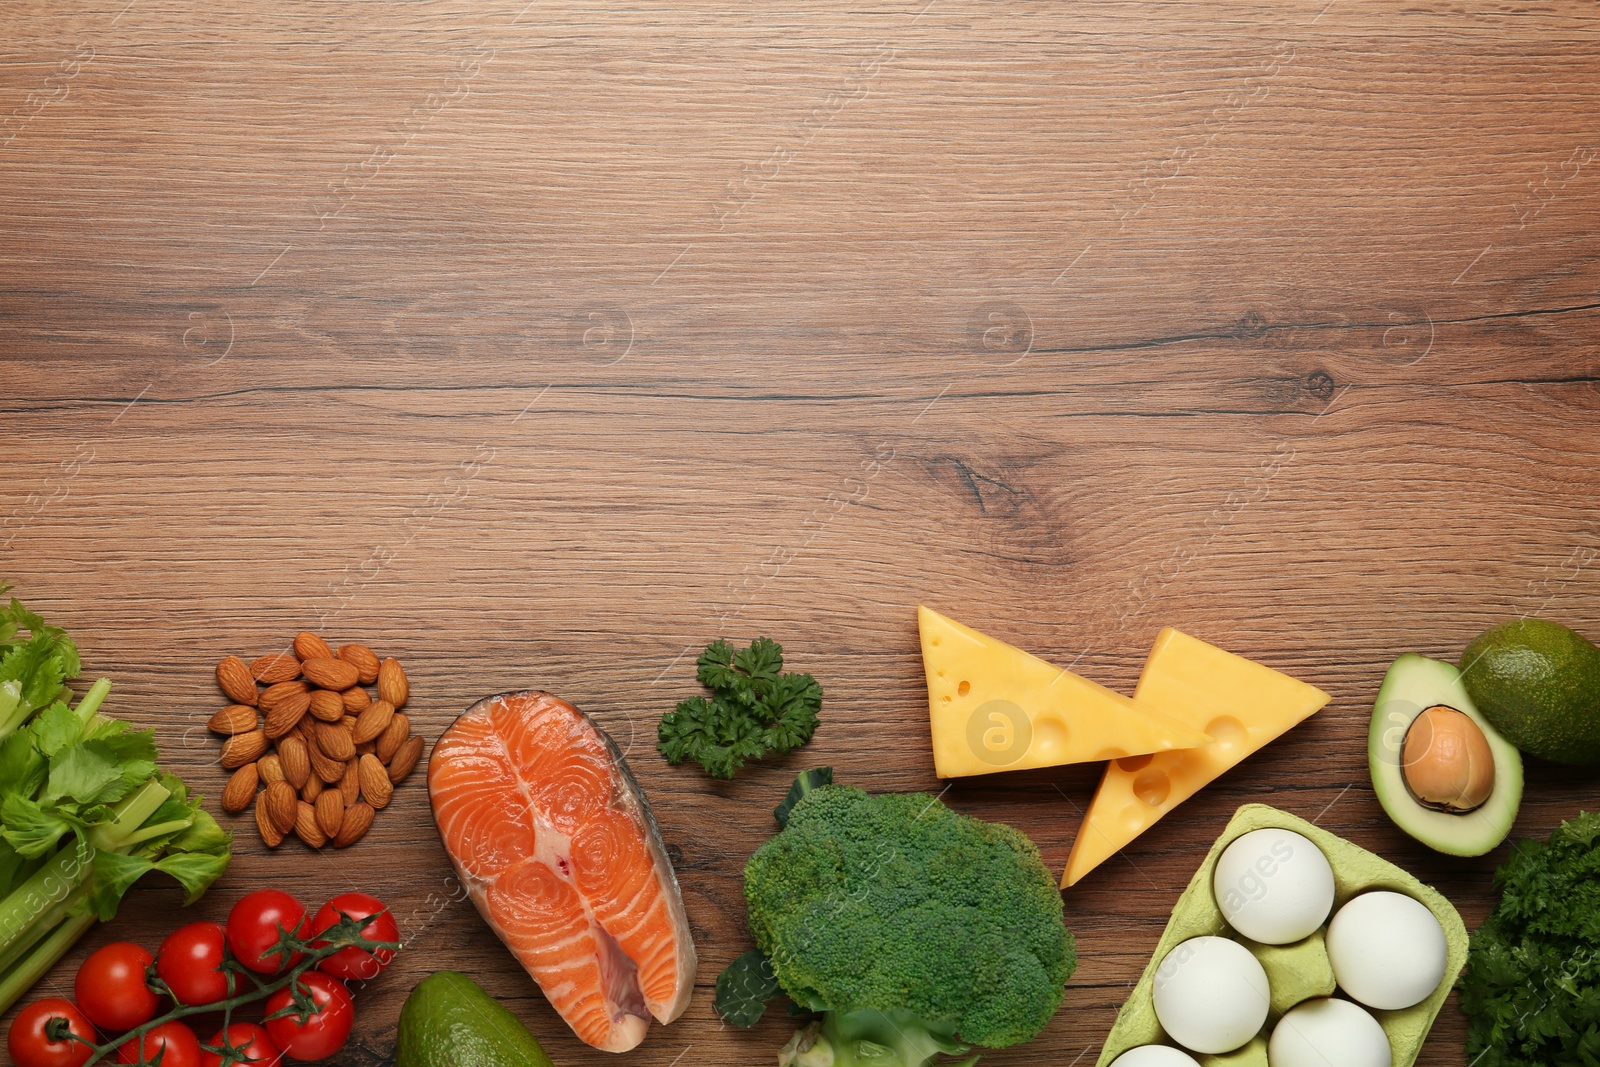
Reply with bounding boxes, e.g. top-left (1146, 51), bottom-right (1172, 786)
top-left (352, 700), bottom-right (394, 745)
top-left (294, 801), bottom-right (327, 848)
top-left (315, 720), bottom-right (356, 762)
top-left (255, 791), bottom-right (285, 848)
top-left (309, 689), bottom-right (346, 722)
top-left (264, 780), bottom-right (298, 834)
top-left (301, 774), bottom-right (325, 803)
top-left (221, 729), bottom-right (267, 769)
top-left (358, 754), bottom-right (394, 809)
top-left (221, 763), bottom-right (259, 813)
top-left (337, 643), bottom-right (382, 685)
top-left (257, 752), bottom-right (285, 785)
top-left (278, 736), bottom-right (311, 790)
top-left (376, 713), bottom-right (410, 763)
top-left (377, 658), bottom-right (409, 708)
top-left (339, 758), bottom-right (361, 806)
top-left (388, 735), bottom-right (424, 783)
top-left (314, 789), bottom-right (346, 837)
top-left (309, 741), bottom-right (346, 784)
top-left (333, 802), bottom-right (375, 848)
top-left (263, 691), bottom-right (312, 739)
top-left (207, 704), bottom-right (258, 735)
top-left (294, 631), bottom-right (334, 661)
top-left (250, 652), bottom-right (302, 684)
top-left (341, 686), bottom-right (371, 713)
top-left (302, 657), bottom-right (360, 691)
top-left (259, 679), bottom-right (310, 712)
top-left (356, 741), bottom-right (376, 757)
top-left (216, 656), bottom-right (258, 706)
